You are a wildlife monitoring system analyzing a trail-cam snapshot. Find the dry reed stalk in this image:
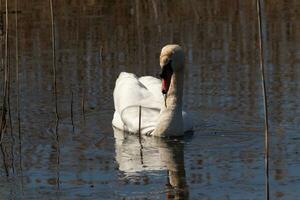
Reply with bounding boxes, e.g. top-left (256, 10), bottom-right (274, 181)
top-left (0, 0), bottom-right (9, 177)
top-left (5, 0), bottom-right (15, 174)
top-left (49, 0), bottom-right (59, 121)
top-left (15, 1), bottom-right (23, 188)
top-left (256, 0), bottom-right (270, 199)
top-left (0, 0), bottom-right (9, 144)
top-left (15, 0), bottom-right (22, 178)
top-left (49, 0), bottom-right (60, 191)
